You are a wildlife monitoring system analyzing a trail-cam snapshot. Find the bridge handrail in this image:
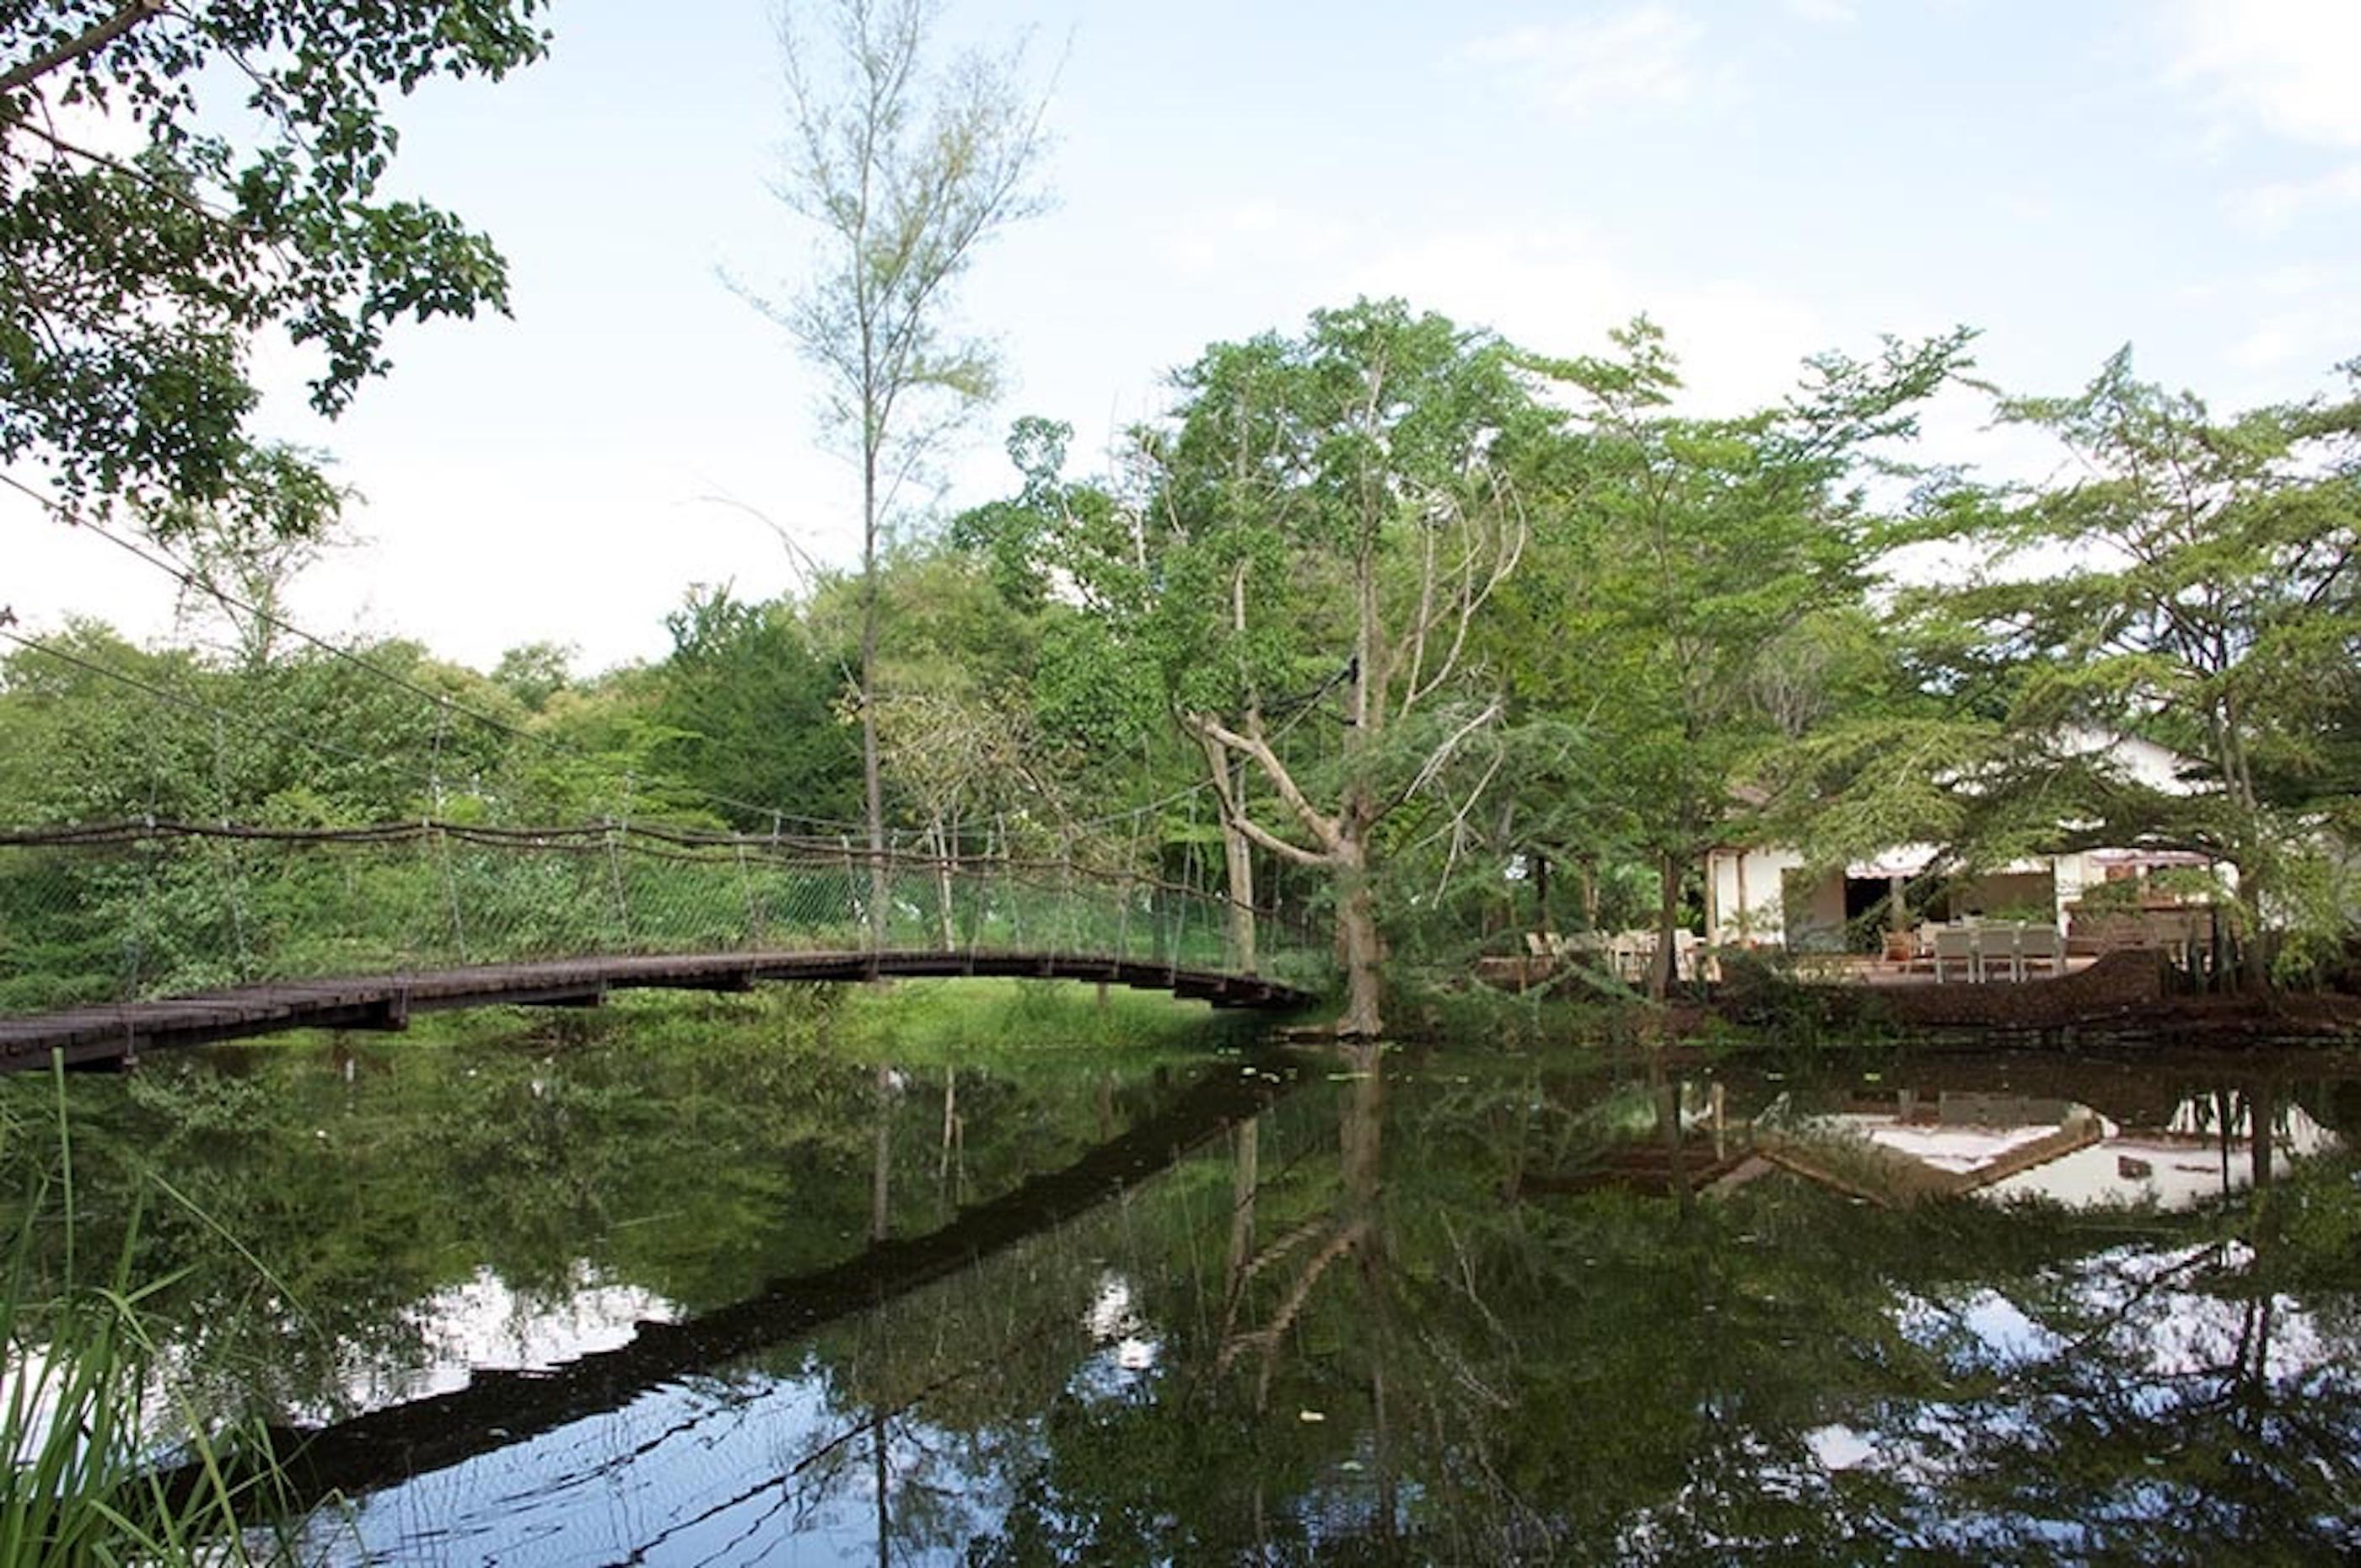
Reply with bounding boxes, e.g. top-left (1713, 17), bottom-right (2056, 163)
top-left (1, 818), bottom-right (1266, 905)
top-left (0, 818), bottom-right (1330, 1012)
